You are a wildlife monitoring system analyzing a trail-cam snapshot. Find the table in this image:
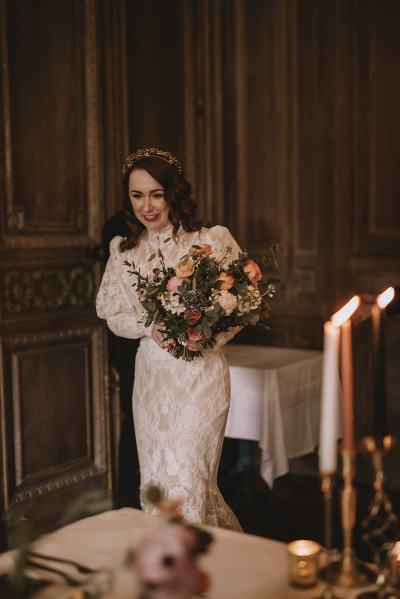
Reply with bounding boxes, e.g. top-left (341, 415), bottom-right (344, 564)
top-left (223, 345), bottom-right (324, 487)
top-left (0, 508), bottom-right (371, 598)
